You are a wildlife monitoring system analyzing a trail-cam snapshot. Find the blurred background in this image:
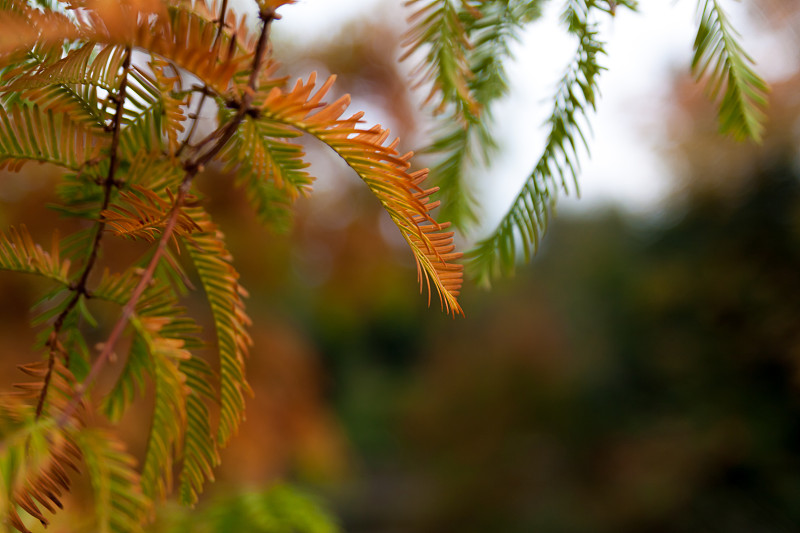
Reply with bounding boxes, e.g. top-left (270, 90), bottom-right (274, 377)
top-left (3, 0), bottom-right (800, 531)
